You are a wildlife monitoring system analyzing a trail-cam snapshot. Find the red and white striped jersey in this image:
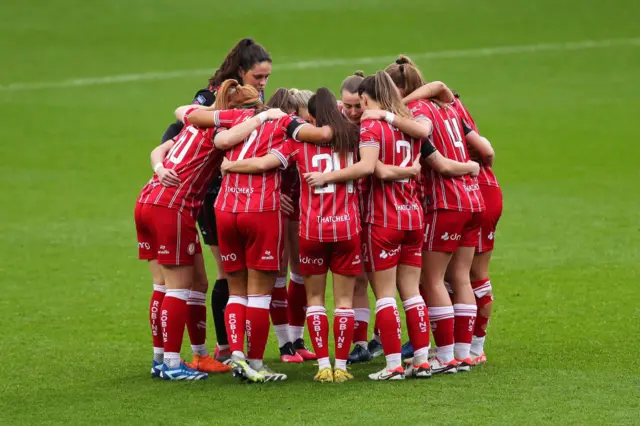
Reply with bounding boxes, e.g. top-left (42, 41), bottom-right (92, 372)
top-left (138, 108), bottom-right (223, 218)
top-left (214, 109), bottom-right (308, 213)
top-left (408, 100), bottom-right (485, 213)
top-left (451, 98), bottom-right (499, 188)
top-left (359, 118), bottom-right (423, 230)
top-left (272, 140), bottom-right (360, 242)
